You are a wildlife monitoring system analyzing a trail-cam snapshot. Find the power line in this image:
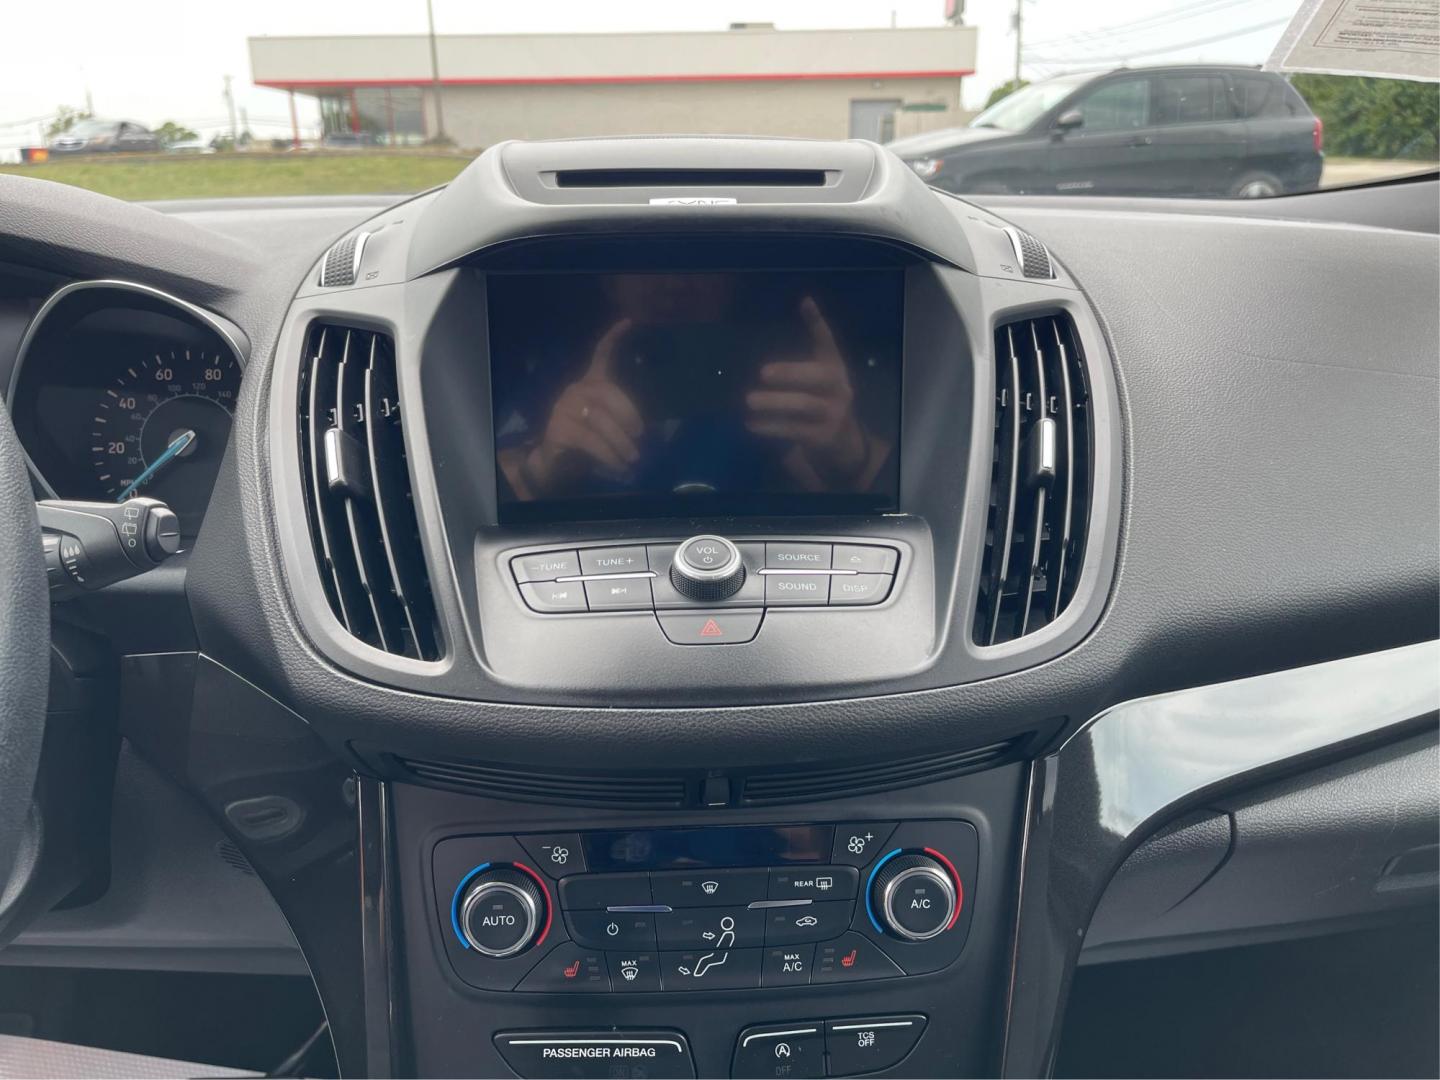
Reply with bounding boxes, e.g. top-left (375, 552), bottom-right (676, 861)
top-left (1025, 16), bottom-right (1289, 66)
top-left (1025, 0), bottom-right (1260, 52)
